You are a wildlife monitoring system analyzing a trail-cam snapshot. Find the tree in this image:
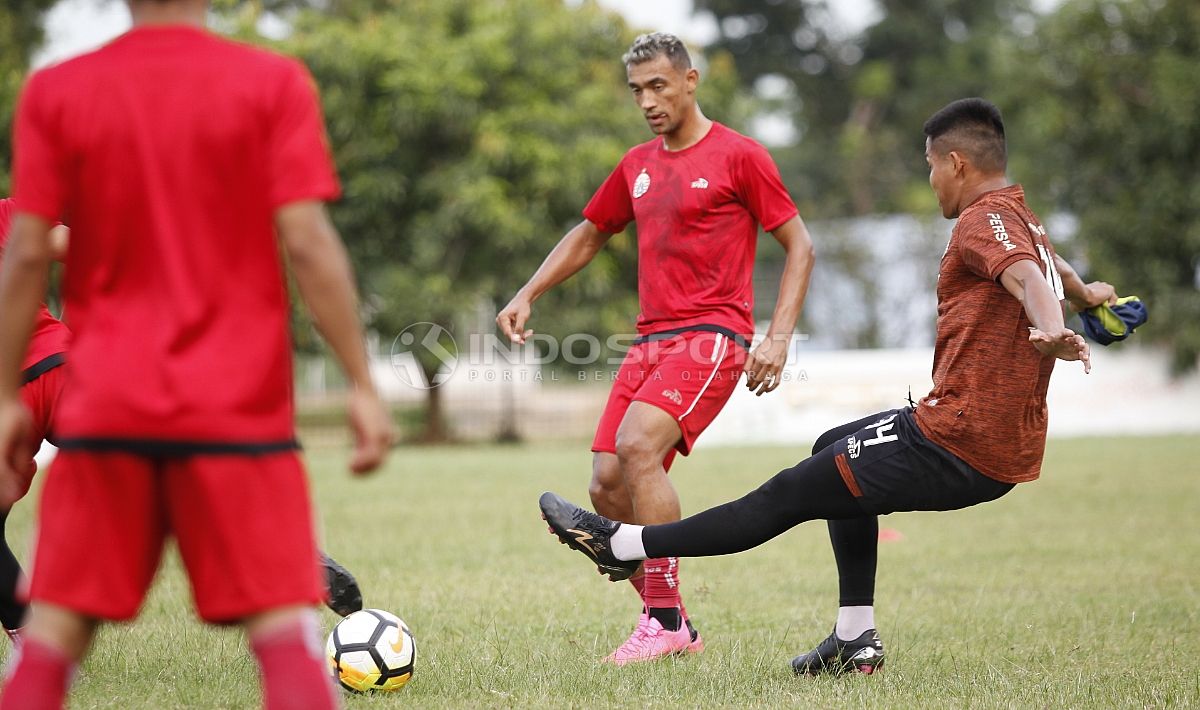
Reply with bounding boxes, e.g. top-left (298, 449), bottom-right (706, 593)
top-left (274, 0), bottom-right (742, 440)
top-left (1003, 0), bottom-right (1200, 371)
top-left (694, 0), bottom-right (1032, 218)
